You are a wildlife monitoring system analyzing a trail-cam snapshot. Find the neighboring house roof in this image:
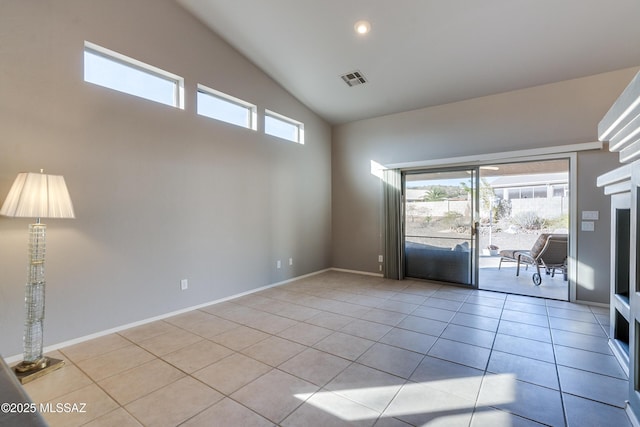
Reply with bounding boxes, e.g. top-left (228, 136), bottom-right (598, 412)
top-left (490, 172), bottom-right (568, 188)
